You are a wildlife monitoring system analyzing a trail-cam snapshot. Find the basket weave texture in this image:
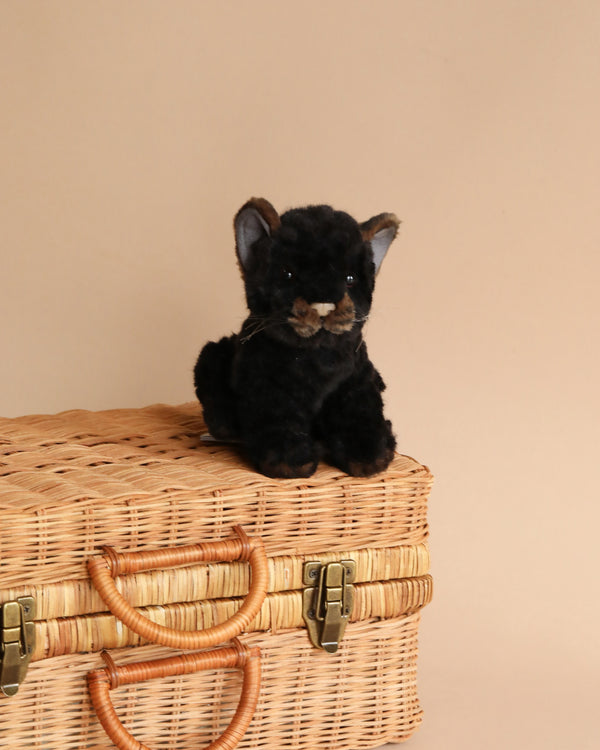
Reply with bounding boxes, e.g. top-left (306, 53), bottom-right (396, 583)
top-left (0, 616), bottom-right (424, 749)
top-left (0, 402), bottom-right (433, 749)
top-left (0, 403), bottom-right (432, 585)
